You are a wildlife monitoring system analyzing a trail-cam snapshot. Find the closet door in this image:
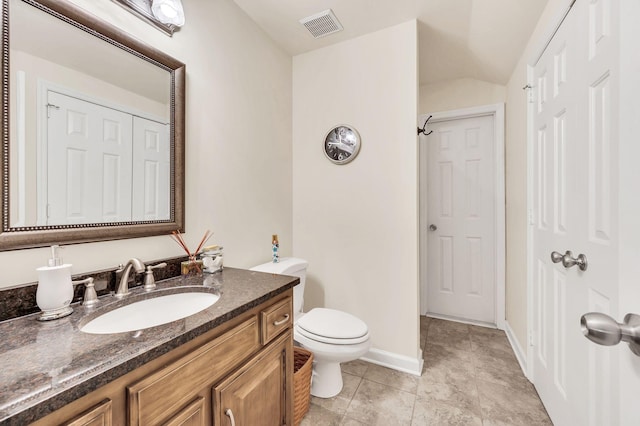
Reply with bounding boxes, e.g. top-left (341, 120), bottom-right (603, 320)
top-left (46, 91), bottom-right (133, 225)
top-left (531, 0), bottom-right (630, 424)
